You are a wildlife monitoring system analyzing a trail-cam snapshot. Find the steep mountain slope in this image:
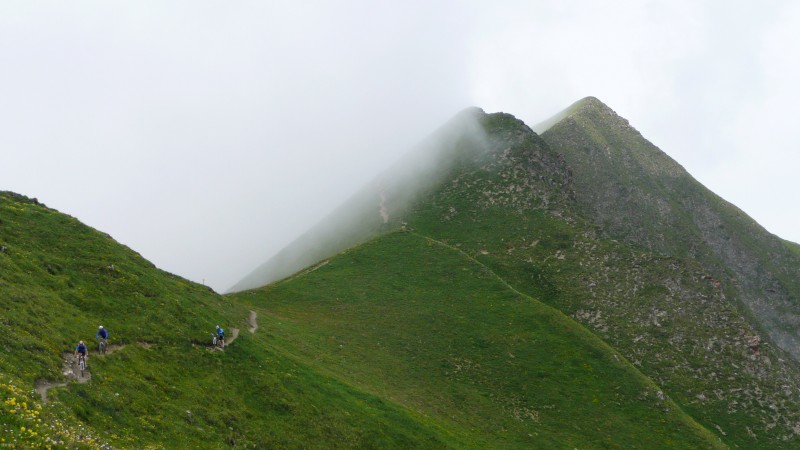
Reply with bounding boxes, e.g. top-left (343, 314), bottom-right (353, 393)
top-left (0, 192), bottom-right (461, 448)
top-left (233, 102), bottom-right (800, 448)
top-left (398, 108), bottom-right (800, 448)
top-left (540, 97), bottom-right (800, 359)
top-left (231, 231), bottom-right (723, 449)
